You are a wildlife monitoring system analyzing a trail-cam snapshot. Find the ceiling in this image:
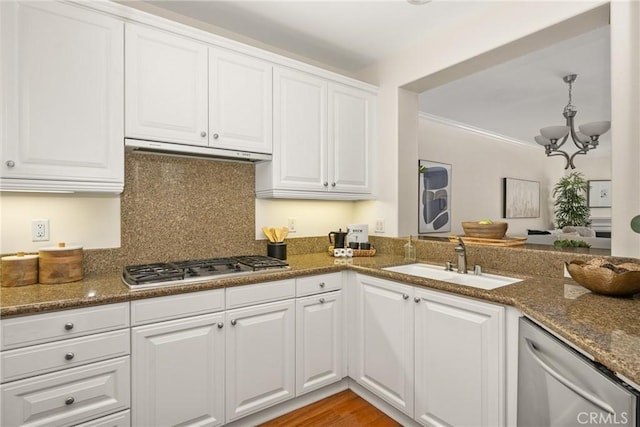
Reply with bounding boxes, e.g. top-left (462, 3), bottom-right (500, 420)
top-left (138, 1), bottom-right (611, 153)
